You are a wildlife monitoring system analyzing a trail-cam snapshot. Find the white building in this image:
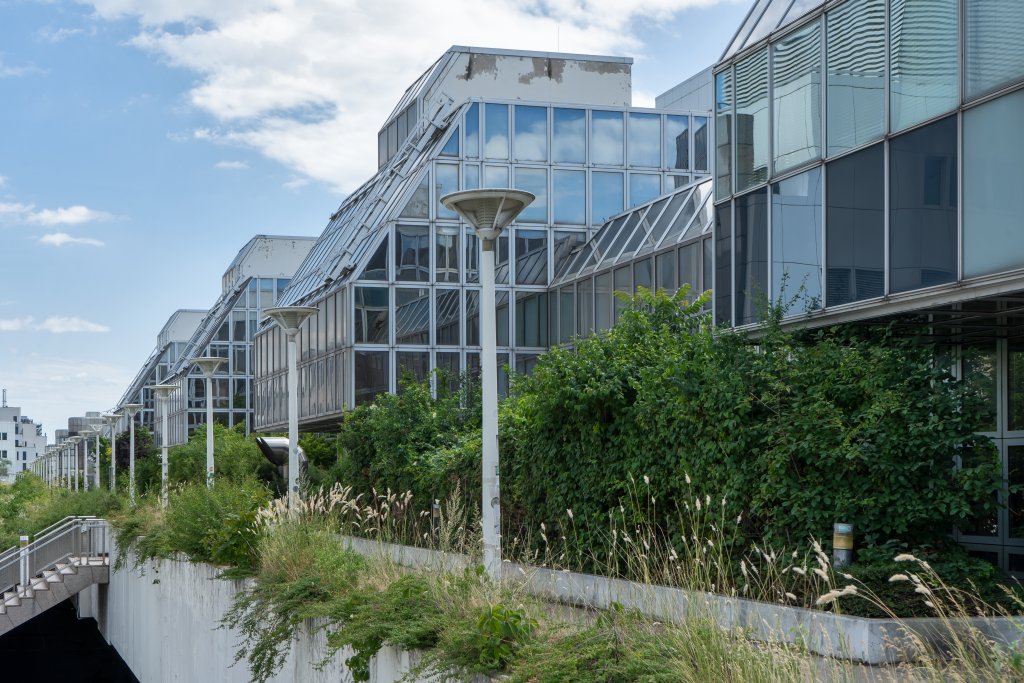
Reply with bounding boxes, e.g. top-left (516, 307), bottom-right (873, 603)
top-left (0, 395), bottom-right (47, 483)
